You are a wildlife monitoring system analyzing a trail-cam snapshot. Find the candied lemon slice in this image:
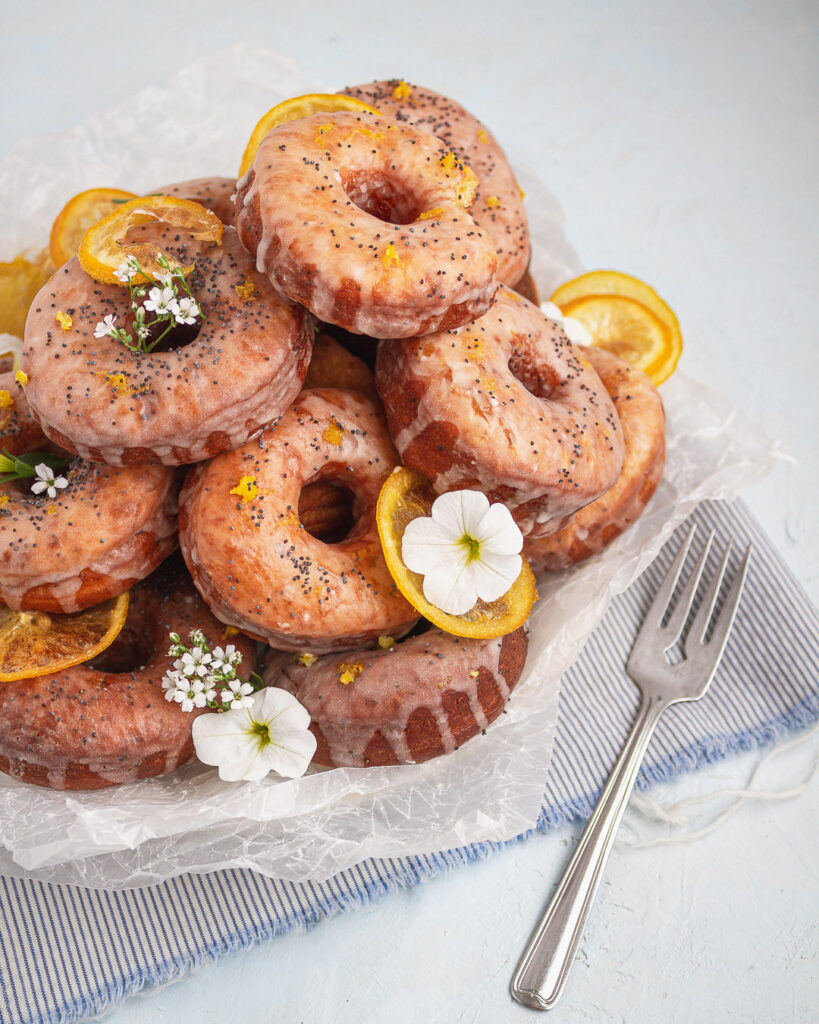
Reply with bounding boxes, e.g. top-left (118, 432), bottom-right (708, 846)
top-left (77, 195), bottom-right (224, 286)
top-left (49, 187), bottom-right (137, 268)
top-left (376, 467), bottom-right (537, 639)
top-left (0, 591), bottom-right (129, 682)
top-left (238, 93), bottom-right (381, 178)
top-left (0, 250), bottom-right (54, 339)
top-left (550, 270), bottom-right (683, 385)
